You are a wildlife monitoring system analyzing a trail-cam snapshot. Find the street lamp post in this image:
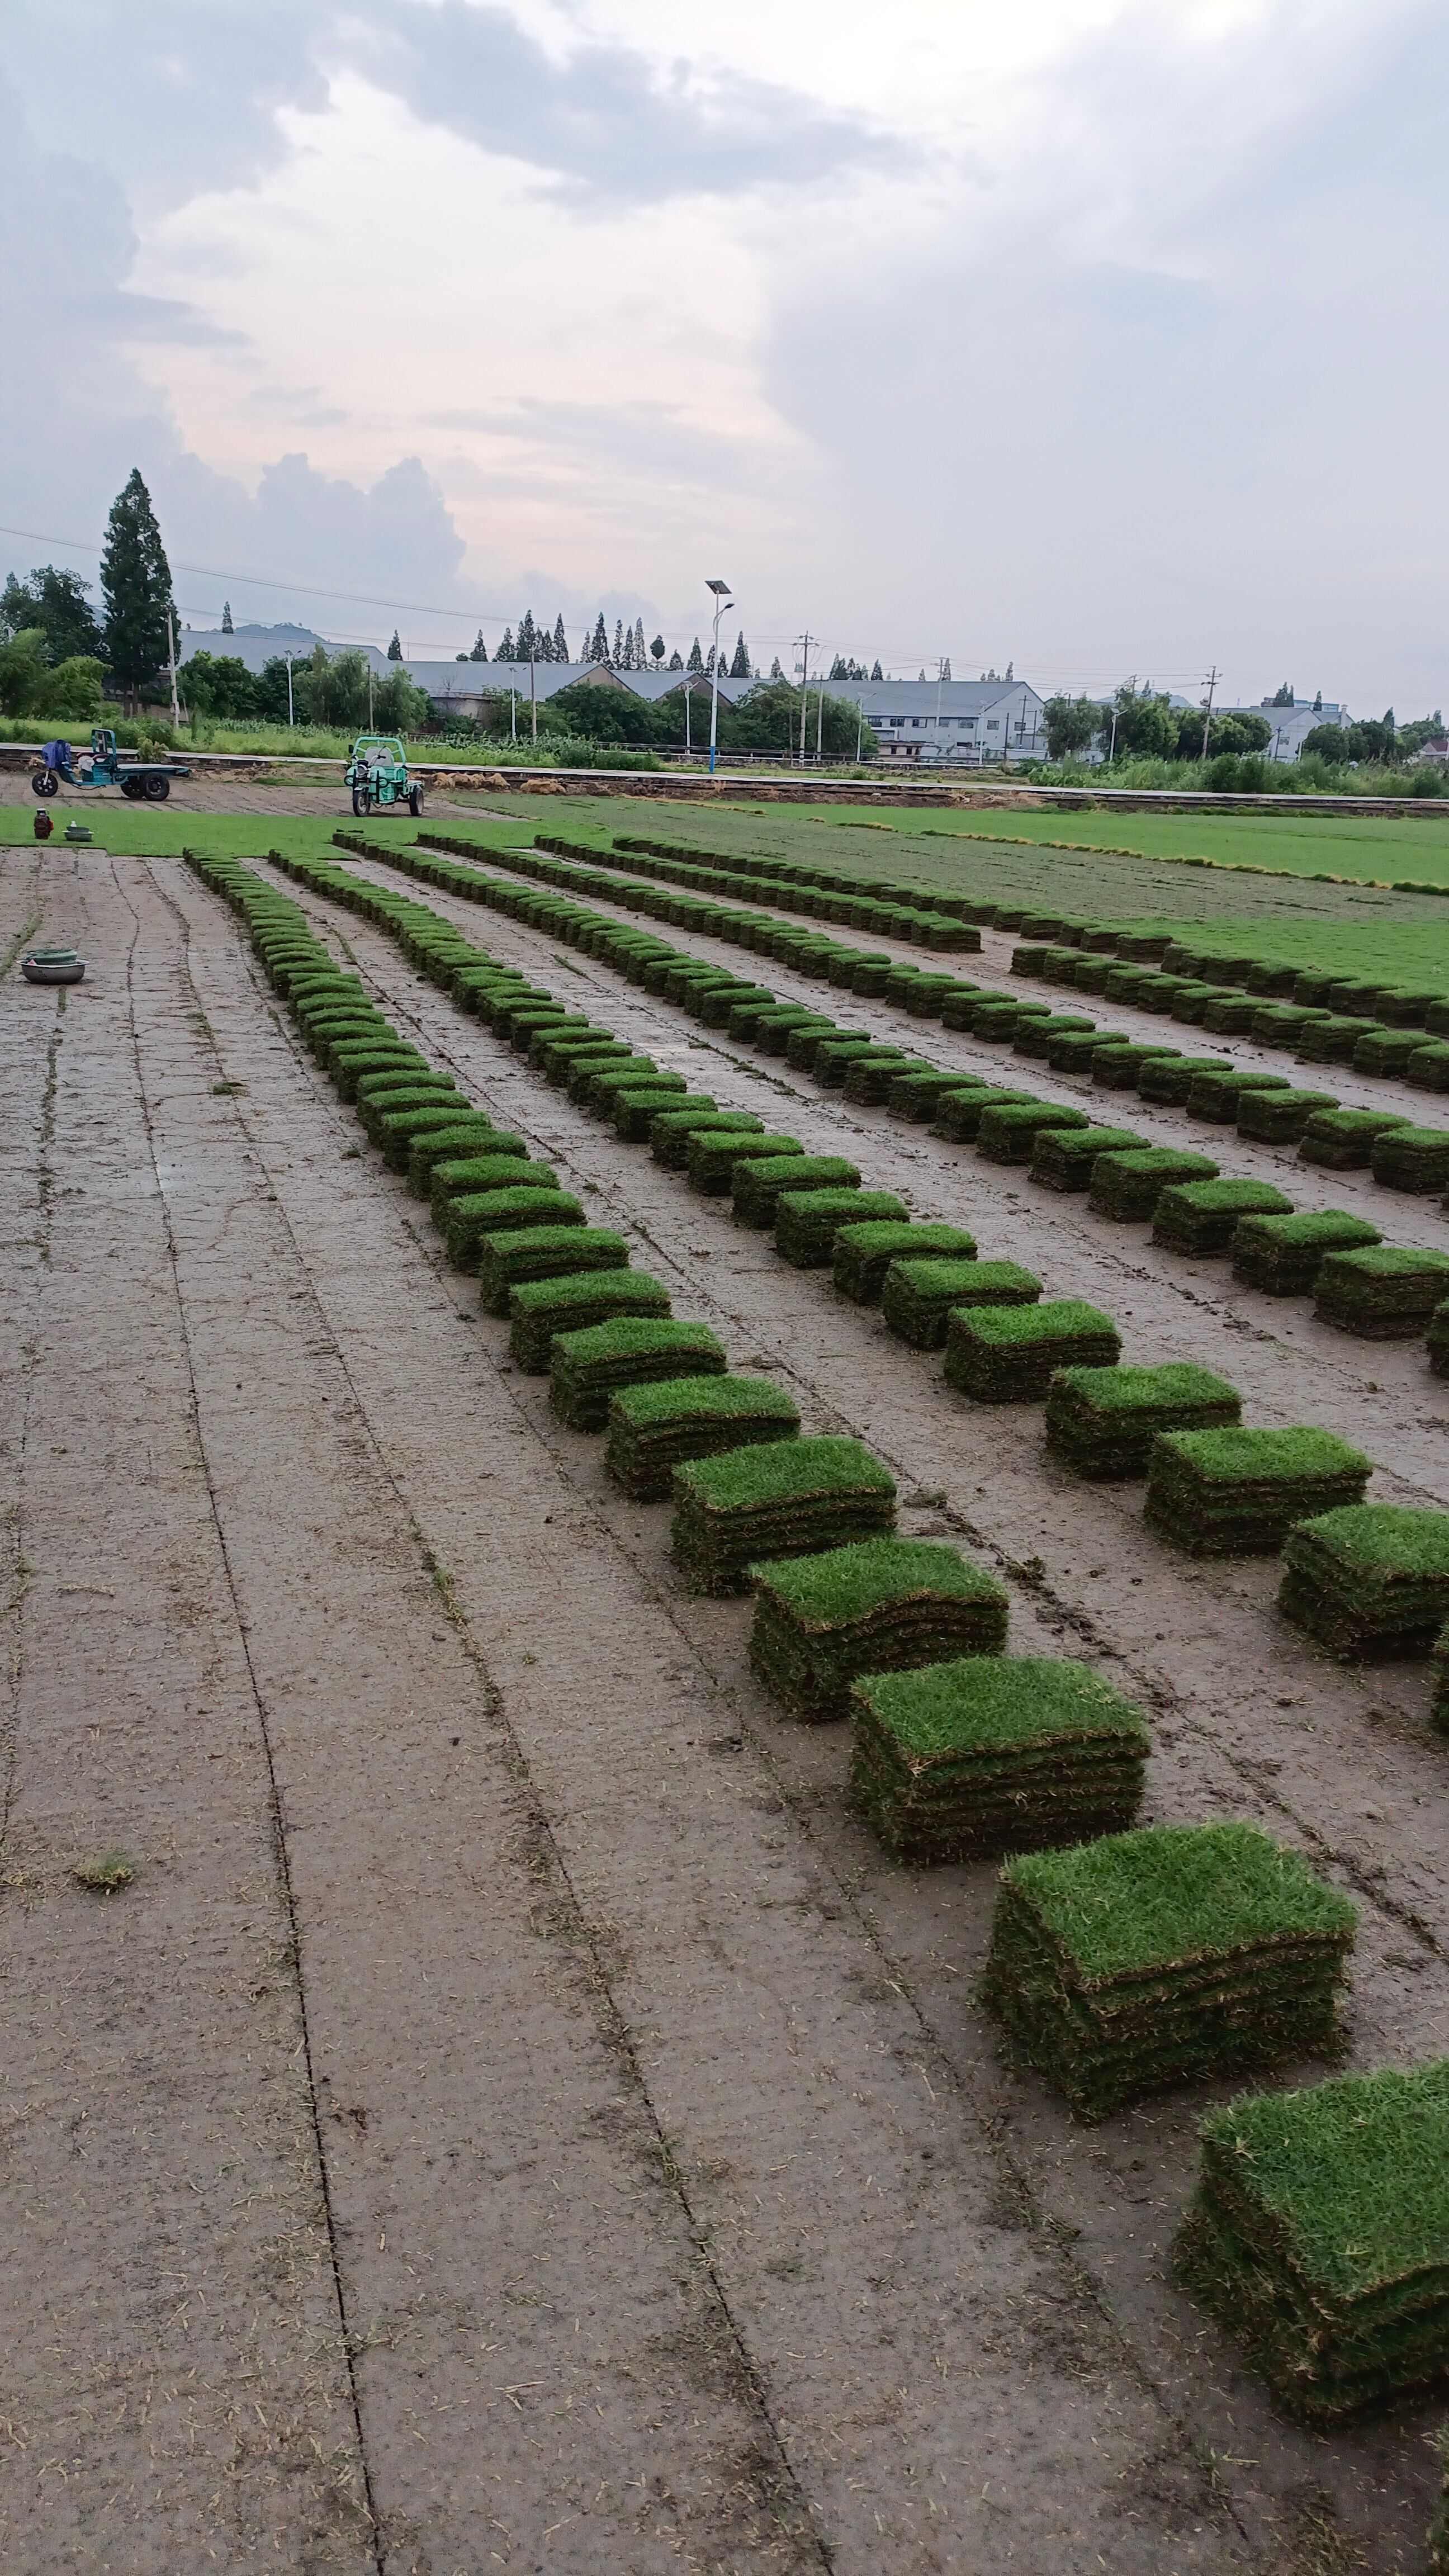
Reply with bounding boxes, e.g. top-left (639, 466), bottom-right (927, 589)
top-left (705, 578), bottom-right (733, 776)
top-left (283, 651), bottom-right (295, 727)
